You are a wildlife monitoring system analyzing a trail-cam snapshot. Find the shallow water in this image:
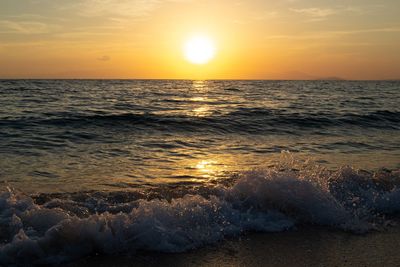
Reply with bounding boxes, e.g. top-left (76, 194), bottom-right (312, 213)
top-left (0, 80), bottom-right (400, 265)
top-left (1, 163), bottom-right (400, 265)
